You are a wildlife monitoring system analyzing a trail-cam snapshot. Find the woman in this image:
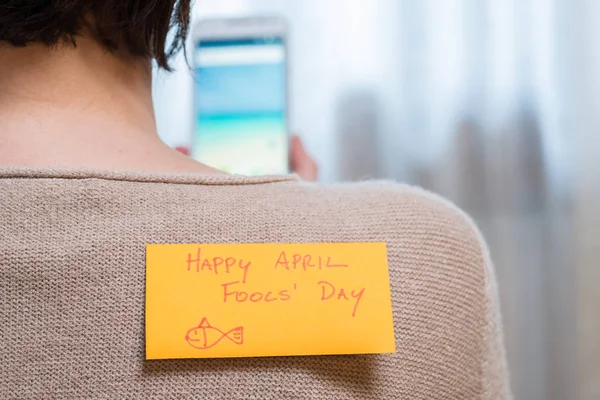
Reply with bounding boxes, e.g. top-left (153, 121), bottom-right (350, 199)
top-left (0, 1), bottom-right (510, 399)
